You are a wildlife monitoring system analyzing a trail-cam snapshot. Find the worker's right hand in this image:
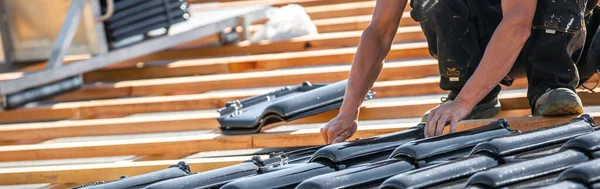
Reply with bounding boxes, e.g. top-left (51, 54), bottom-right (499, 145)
top-left (320, 113), bottom-right (358, 144)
